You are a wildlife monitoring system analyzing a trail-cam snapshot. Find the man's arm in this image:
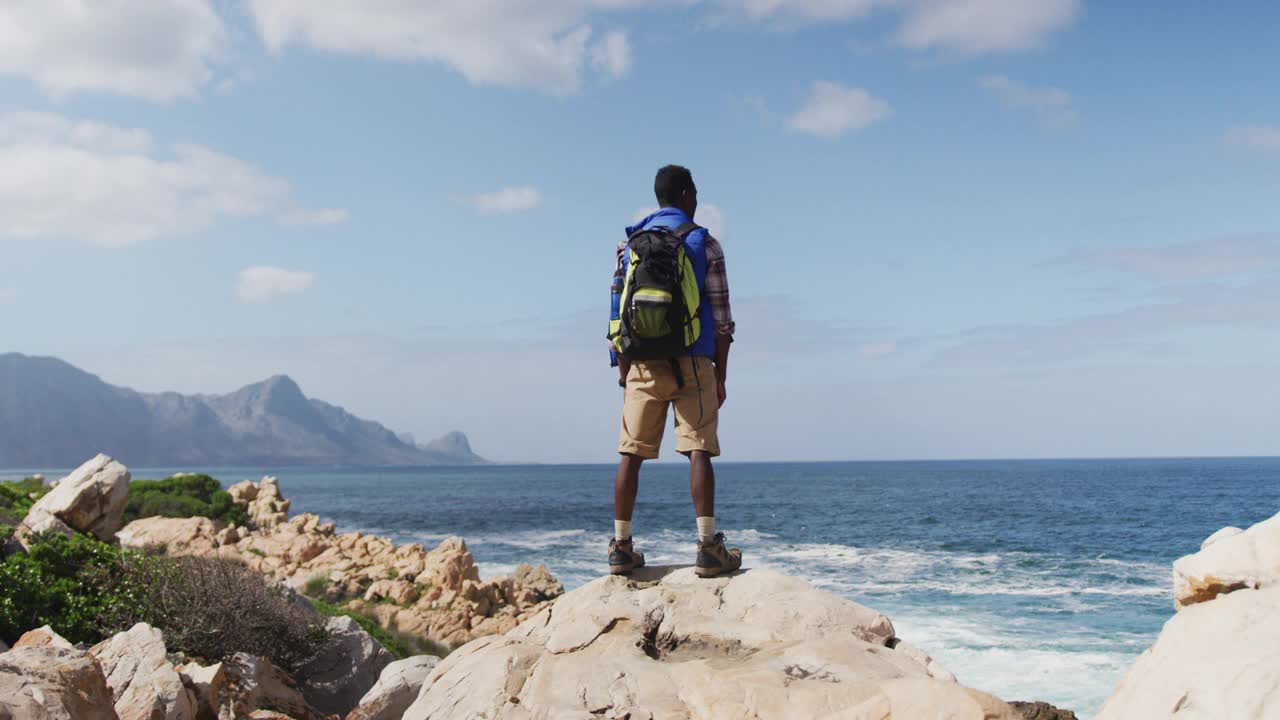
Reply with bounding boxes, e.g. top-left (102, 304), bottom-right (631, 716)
top-left (703, 235), bottom-right (734, 407)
